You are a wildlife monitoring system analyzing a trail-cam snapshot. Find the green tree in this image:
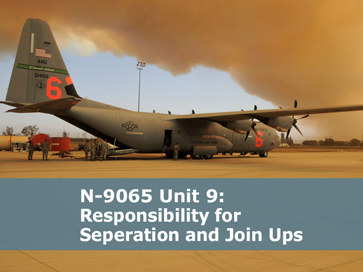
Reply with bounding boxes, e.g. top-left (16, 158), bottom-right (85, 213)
top-left (302, 140), bottom-right (317, 146)
top-left (21, 125), bottom-right (39, 137)
top-left (349, 138), bottom-right (360, 146)
top-left (321, 137), bottom-right (335, 146)
top-left (62, 131), bottom-right (70, 137)
top-left (2, 126), bottom-right (14, 135)
top-left (335, 141), bottom-right (347, 146)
